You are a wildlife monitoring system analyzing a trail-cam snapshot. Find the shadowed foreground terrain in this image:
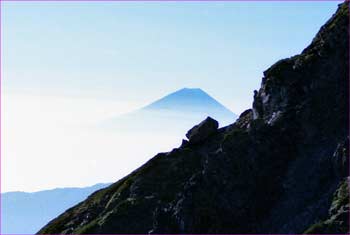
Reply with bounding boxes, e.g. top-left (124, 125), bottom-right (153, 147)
top-left (38, 3), bottom-right (349, 234)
